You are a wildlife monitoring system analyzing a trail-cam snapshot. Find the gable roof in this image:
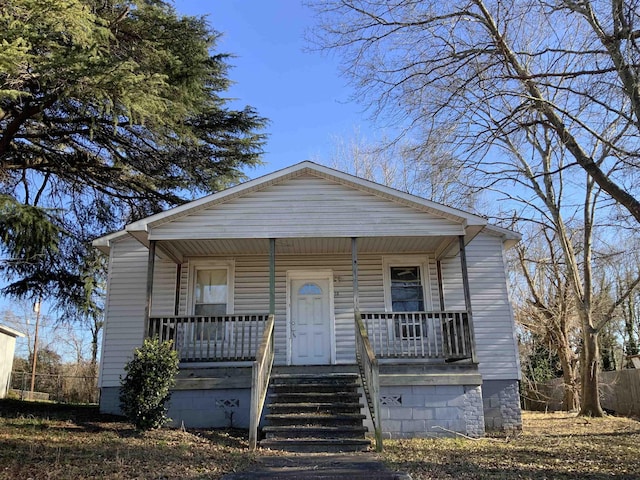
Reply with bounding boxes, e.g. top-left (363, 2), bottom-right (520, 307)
top-left (94, 161), bottom-right (519, 252)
